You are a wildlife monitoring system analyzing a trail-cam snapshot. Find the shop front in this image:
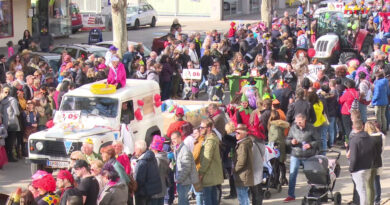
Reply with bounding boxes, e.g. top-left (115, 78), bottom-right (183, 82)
top-left (0, 0), bottom-right (28, 46)
top-left (222, 0), bottom-right (261, 18)
top-left (31, 0), bottom-right (71, 38)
